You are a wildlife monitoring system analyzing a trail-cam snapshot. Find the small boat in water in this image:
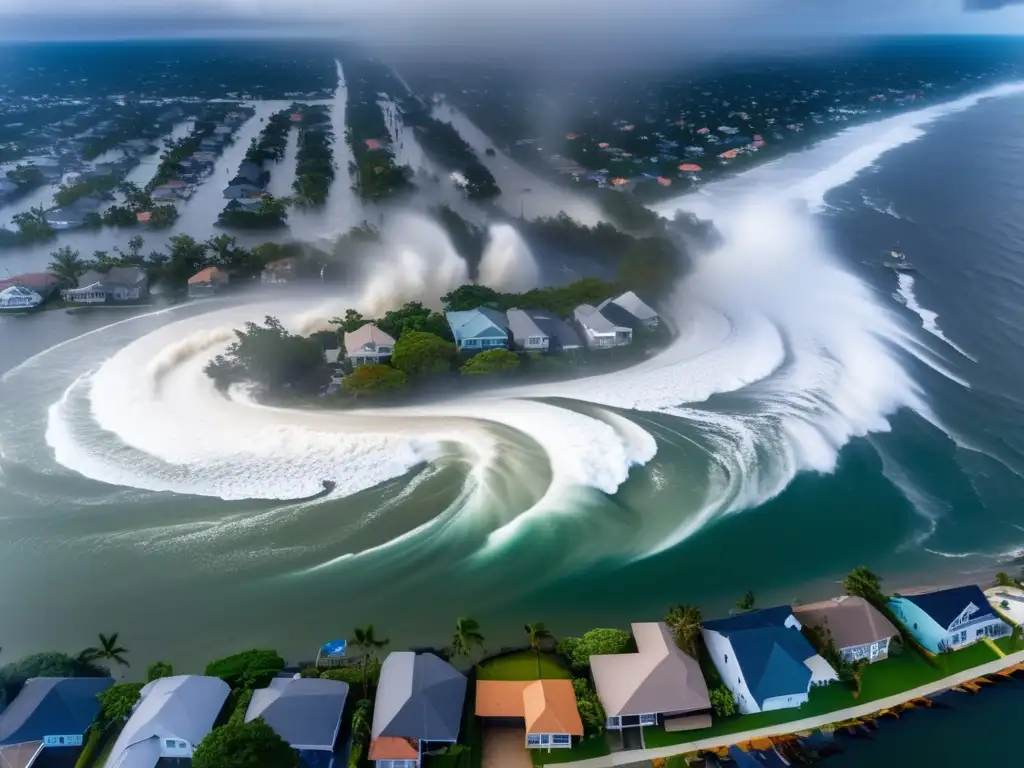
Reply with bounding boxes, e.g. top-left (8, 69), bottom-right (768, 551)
top-left (884, 246), bottom-right (916, 273)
